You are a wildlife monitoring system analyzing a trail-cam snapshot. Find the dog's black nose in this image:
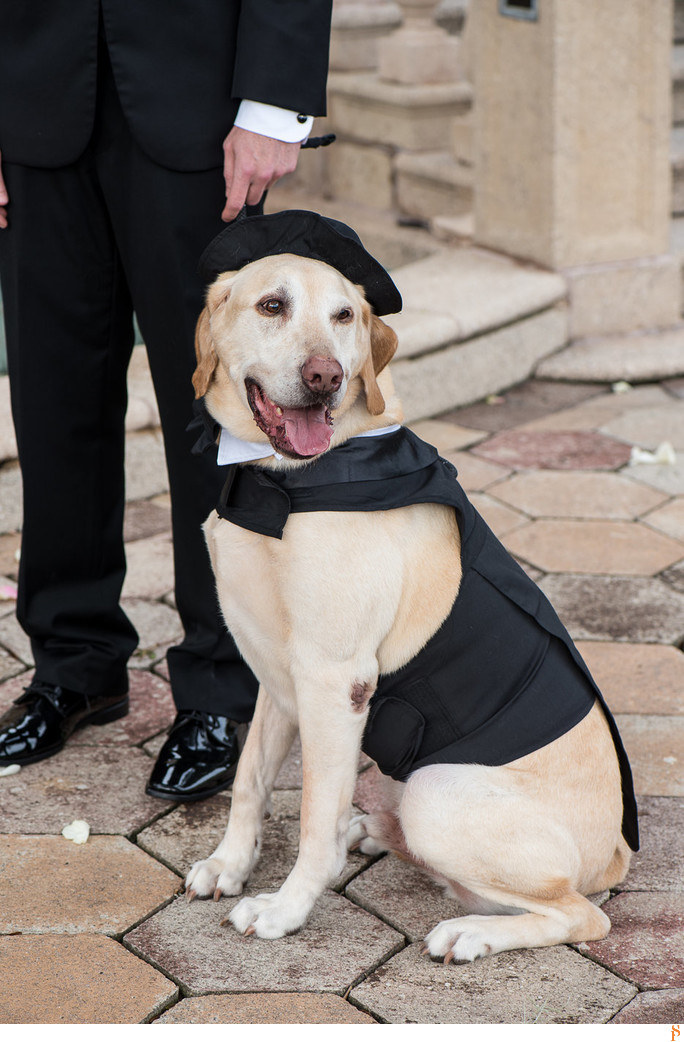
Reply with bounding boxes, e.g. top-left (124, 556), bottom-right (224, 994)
top-left (301, 355), bottom-right (343, 396)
